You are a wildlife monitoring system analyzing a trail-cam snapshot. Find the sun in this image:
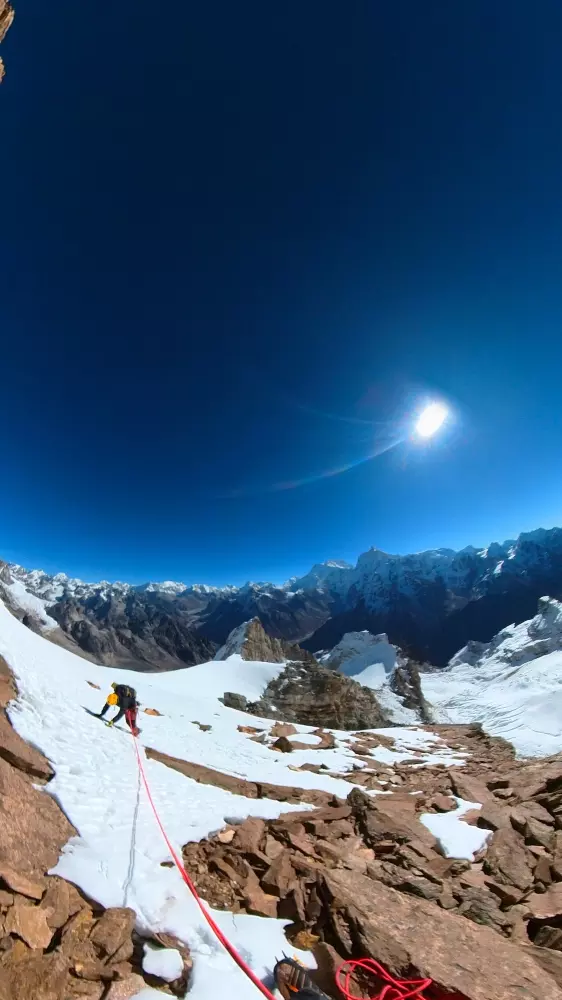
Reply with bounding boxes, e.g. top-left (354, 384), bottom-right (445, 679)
top-left (414, 402), bottom-right (448, 439)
